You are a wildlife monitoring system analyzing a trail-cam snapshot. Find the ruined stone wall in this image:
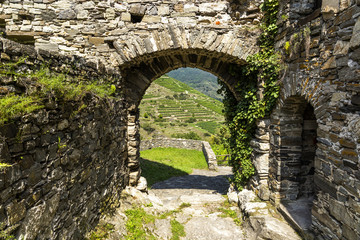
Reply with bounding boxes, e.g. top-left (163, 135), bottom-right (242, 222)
top-left (267, 0), bottom-right (360, 239)
top-left (140, 137), bottom-right (204, 151)
top-left (0, 38), bottom-right (129, 240)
